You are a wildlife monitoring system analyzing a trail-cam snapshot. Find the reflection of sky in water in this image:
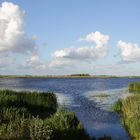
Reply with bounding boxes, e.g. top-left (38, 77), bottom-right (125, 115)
top-left (55, 93), bottom-right (81, 107)
top-left (77, 88), bottom-right (131, 139)
top-left (55, 93), bottom-right (72, 106)
top-left (84, 88), bottom-right (131, 110)
top-left (87, 122), bottom-right (127, 140)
